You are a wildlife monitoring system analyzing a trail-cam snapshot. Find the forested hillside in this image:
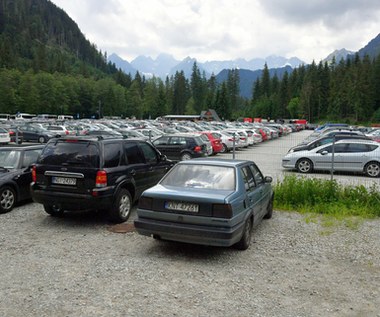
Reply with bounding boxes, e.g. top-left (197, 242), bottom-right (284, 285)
top-left (0, 0), bottom-right (379, 123)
